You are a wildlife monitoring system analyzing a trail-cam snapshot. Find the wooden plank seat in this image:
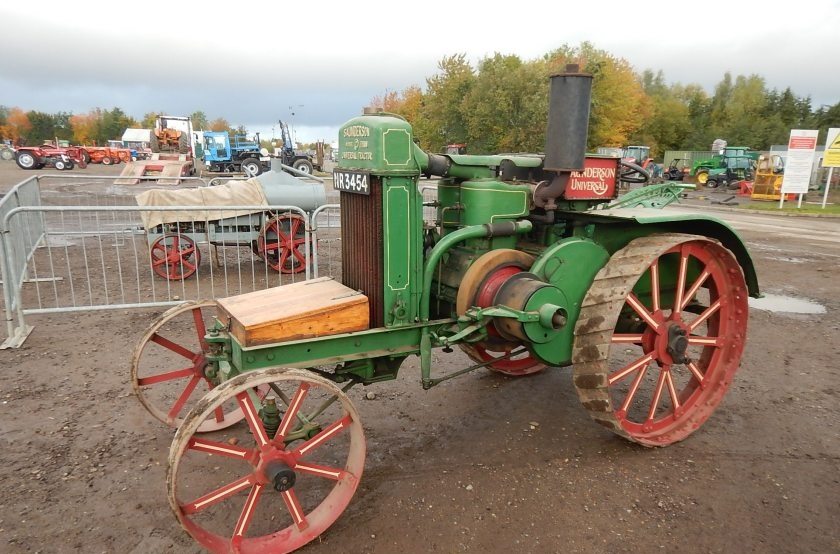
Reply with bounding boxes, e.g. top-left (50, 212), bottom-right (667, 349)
top-left (216, 277), bottom-right (369, 347)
